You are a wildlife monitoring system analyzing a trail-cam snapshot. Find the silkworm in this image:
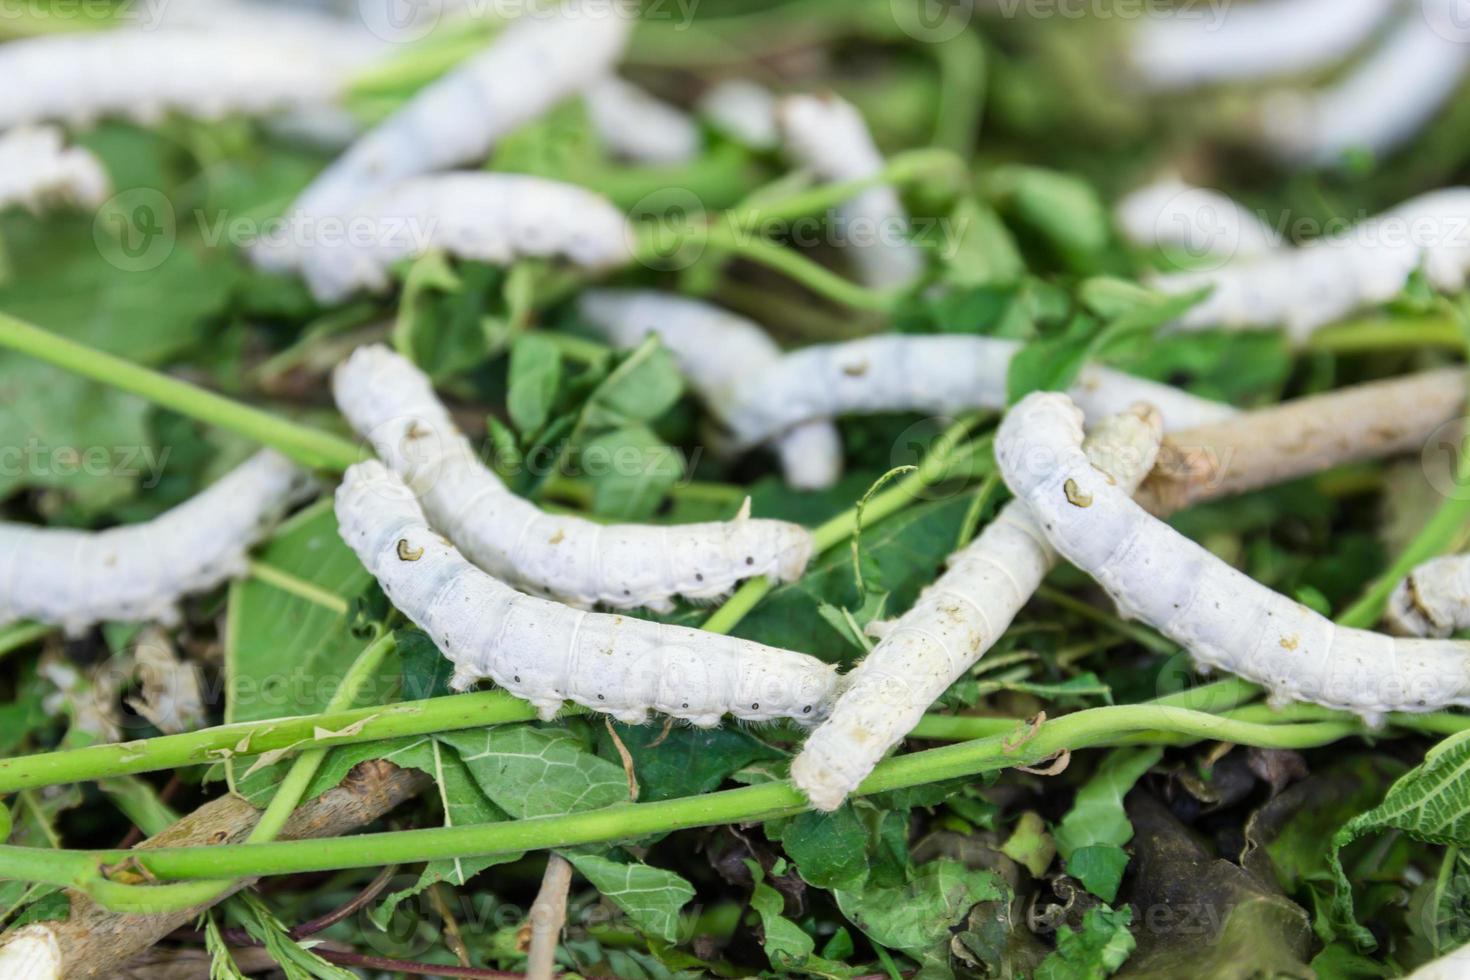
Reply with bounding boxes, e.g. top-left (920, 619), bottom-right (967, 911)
top-left (0, 126), bottom-right (110, 213)
top-left (1114, 178), bottom-right (1279, 261)
top-left (793, 405), bottom-right (1164, 811)
top-left (254, 1), bottom-right (633, 274)
top-left (584, 76), bottom-right (701, 165)
top-left (1259, 4), bottom-right (1470, 166)
top-left (776, 93), bottom-right (925, 289)
top-left (576, 289), bottom-right (845, 489)
top-left (718, 334), bottom-right (1238, 452)
top-left (332, 344), bottom-right (814, 613)
top-left (1388, 554), bottom-right (1470, 639)
top-left (1130, 0), bottom-right (1390, 90)
top-left (0, 451), bottom-right (315, 637)
top-left (1151, 188), bottom-right (1470, 342)
top-left (335, 460), bottom-right (840, 726)
top-left (997, 392), bottom-right (1470, 722)
top-left (698, 79), bottom-right (780, 151)
top-left (298, 172), bottom-right (634, 303)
